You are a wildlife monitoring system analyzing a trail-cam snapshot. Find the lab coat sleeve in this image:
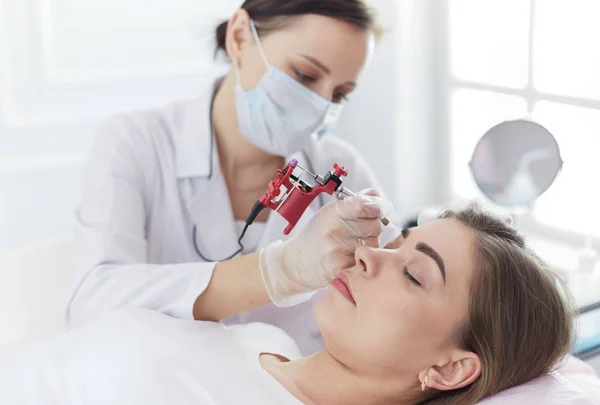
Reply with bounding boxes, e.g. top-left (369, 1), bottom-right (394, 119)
top-left (66, 116), bottom-right (215, 328)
